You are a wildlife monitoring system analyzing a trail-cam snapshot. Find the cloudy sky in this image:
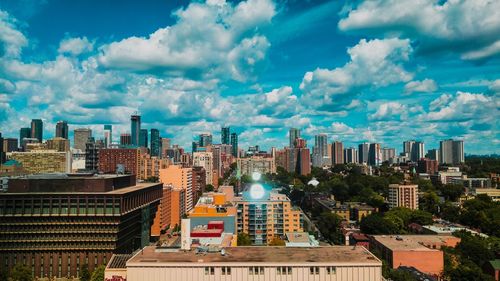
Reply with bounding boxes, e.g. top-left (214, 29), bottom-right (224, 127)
top-left (0, 0), bottom-right (499, 154)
